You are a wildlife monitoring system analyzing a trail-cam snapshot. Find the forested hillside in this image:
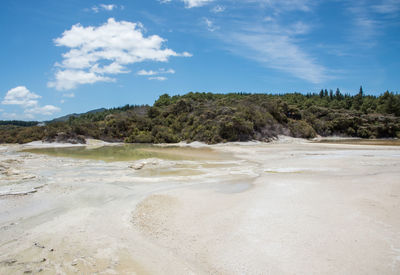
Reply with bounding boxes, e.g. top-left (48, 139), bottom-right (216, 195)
top-left (1, 88), bottom-right (399, 144)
